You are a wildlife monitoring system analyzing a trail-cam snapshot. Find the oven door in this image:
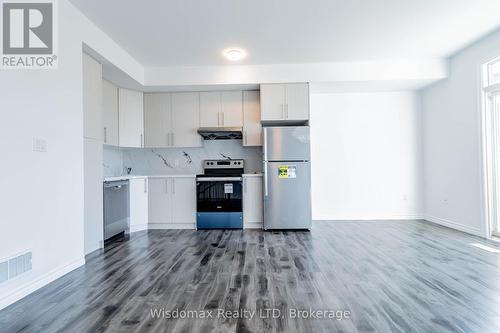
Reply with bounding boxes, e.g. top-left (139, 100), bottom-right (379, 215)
top-left (196, 177), bottom-right (243, 229)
